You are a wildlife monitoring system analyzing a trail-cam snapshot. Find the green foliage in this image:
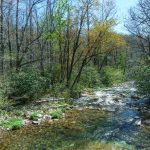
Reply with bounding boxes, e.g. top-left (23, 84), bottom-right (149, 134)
top-left (14, 110), bottom-right (23, 117)
top-left (101, 66), bottom-right (125, 86)
top-left (71, 83), bottom-right (84, 98)
top-left (0, 118), bottom-right (23, 130)
top-left (48, 65), bottom-right (102, 99)
top-left (30, 112), bottom-right (41, 121)
top-left (79, 65), bottom-right (101, 88)
top-left (135, 65), bottom-right (150, 96)
top-left (115, 51), bottom-right (127, 70)
top-left (49, 83), bottom-right (70, 99)
top-left (0, 76), bottom-right (10, 99)
top-left (50, 109), bottom-right (63, 119)
top-left (7, 68), bottom-right (48, 101)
